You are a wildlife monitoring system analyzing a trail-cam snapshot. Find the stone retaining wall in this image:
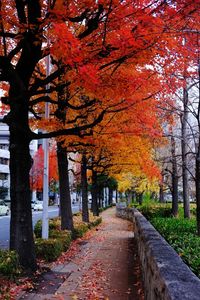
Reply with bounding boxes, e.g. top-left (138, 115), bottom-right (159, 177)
top-left (116, 207), bottom-right (200, 300)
